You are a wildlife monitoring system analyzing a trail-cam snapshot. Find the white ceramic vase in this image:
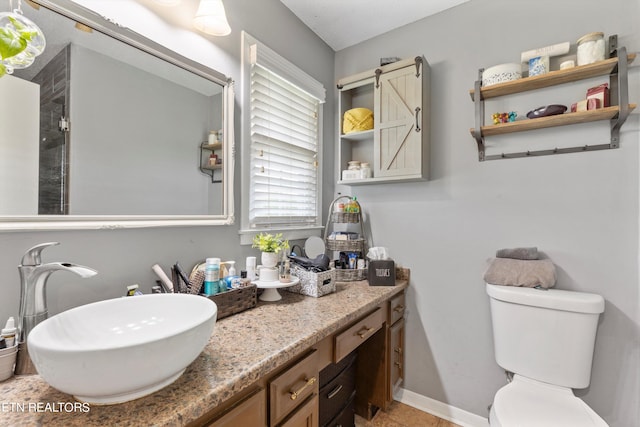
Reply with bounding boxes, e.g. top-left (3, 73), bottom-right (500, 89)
top-left (261, 251), bottom-right (279, 268)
